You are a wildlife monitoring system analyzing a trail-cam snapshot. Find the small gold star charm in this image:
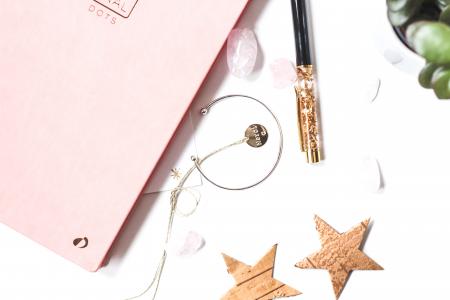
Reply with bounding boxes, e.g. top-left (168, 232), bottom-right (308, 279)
top-left (221, 245), bottom-right (301, 300)
top-left (170, 168), bottom-right (182, 180)
top-left (296, 216), bottom-right (383, 299)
